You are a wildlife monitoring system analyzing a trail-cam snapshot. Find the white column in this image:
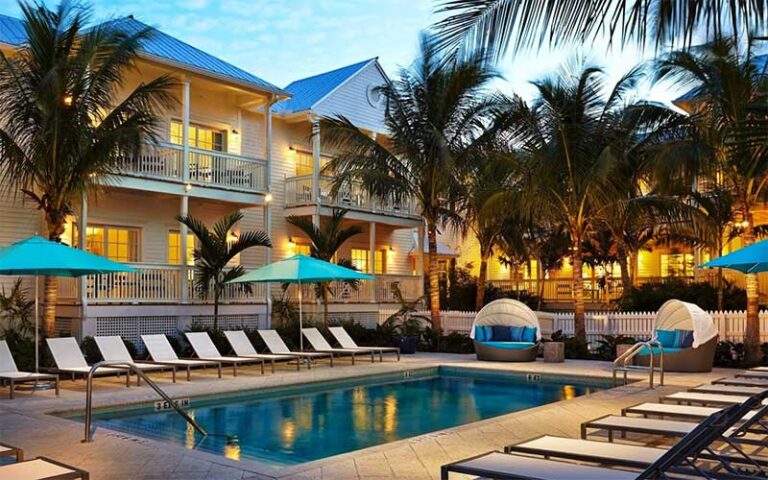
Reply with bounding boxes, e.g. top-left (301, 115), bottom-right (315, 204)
top-left (180, 195), bottom-right (189, 303)
top-left (417, 226), bottom-right (425, 296)
top-left (264, 96), bottom-right (274, 327)
top-left (78, 191), bottom-right (88, 309)
top-left (311, 116), bottom-right (321, 227)
top-left (182, 78), bottom-right (191, 184)
top-left (369, 222), bottom-right (376, 303)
